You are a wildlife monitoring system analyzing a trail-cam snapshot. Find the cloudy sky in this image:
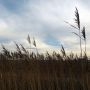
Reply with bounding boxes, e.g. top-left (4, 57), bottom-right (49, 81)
top-left (0, 0), bottom-right (90, 55)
